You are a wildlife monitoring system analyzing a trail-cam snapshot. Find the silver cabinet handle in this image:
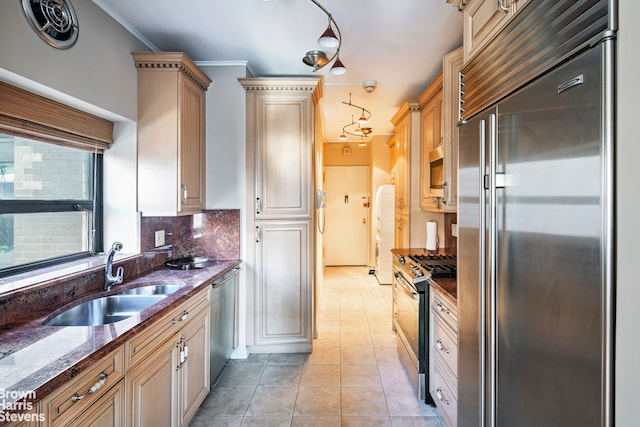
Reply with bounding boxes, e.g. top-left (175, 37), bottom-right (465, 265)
top-left (71, 372), bottom-right (107, 403)
top-left (436, 339), bottom-right (450, 354)
top-left (255, 197), bottom-right (261, 215)
top-left (498, 0), bottom-right (510, 12)
top-left (171, 310), bottom-right (189, 325)
top-left (435, 387), bottom-right (450, 405)
top-left (255, 225), bottom-right (261, 243)
top-left (436, 303), bottom-right (451, 315)
top-left (181, 184), bottom-right (188, 204)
